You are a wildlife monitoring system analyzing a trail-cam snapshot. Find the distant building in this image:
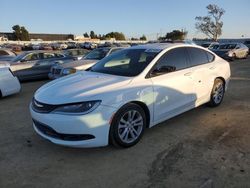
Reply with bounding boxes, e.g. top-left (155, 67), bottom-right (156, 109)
top-left (0, 32), bottom-right (74, 41)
